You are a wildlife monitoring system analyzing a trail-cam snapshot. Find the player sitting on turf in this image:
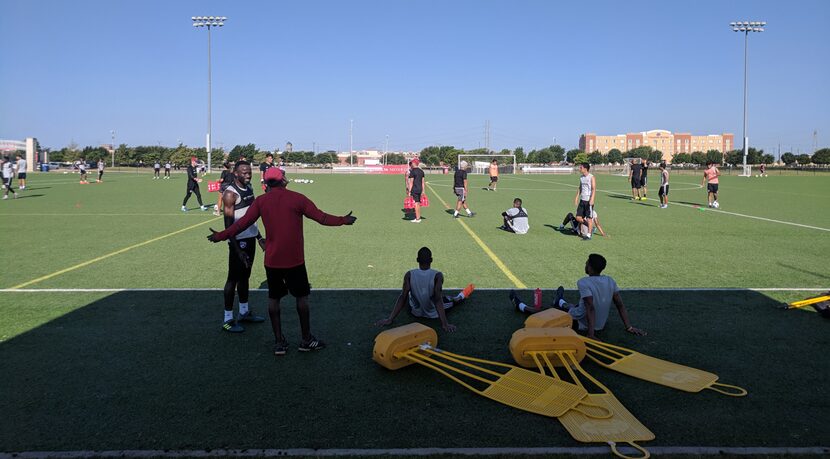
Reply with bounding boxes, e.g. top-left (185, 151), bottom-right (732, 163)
top-left (500, 198), bottom-right (529, 234)
top-left (375, 247), bottom-right (475, 332)
top-left (510, 254), bottom-right (645, 339)
top-left (559, 209), bottom-right (606, 237)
